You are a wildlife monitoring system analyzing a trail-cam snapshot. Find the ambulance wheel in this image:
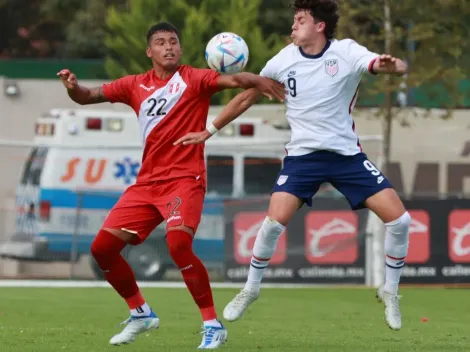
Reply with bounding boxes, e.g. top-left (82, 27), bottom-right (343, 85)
top-left (126, 242), bottom-right (168, 281)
